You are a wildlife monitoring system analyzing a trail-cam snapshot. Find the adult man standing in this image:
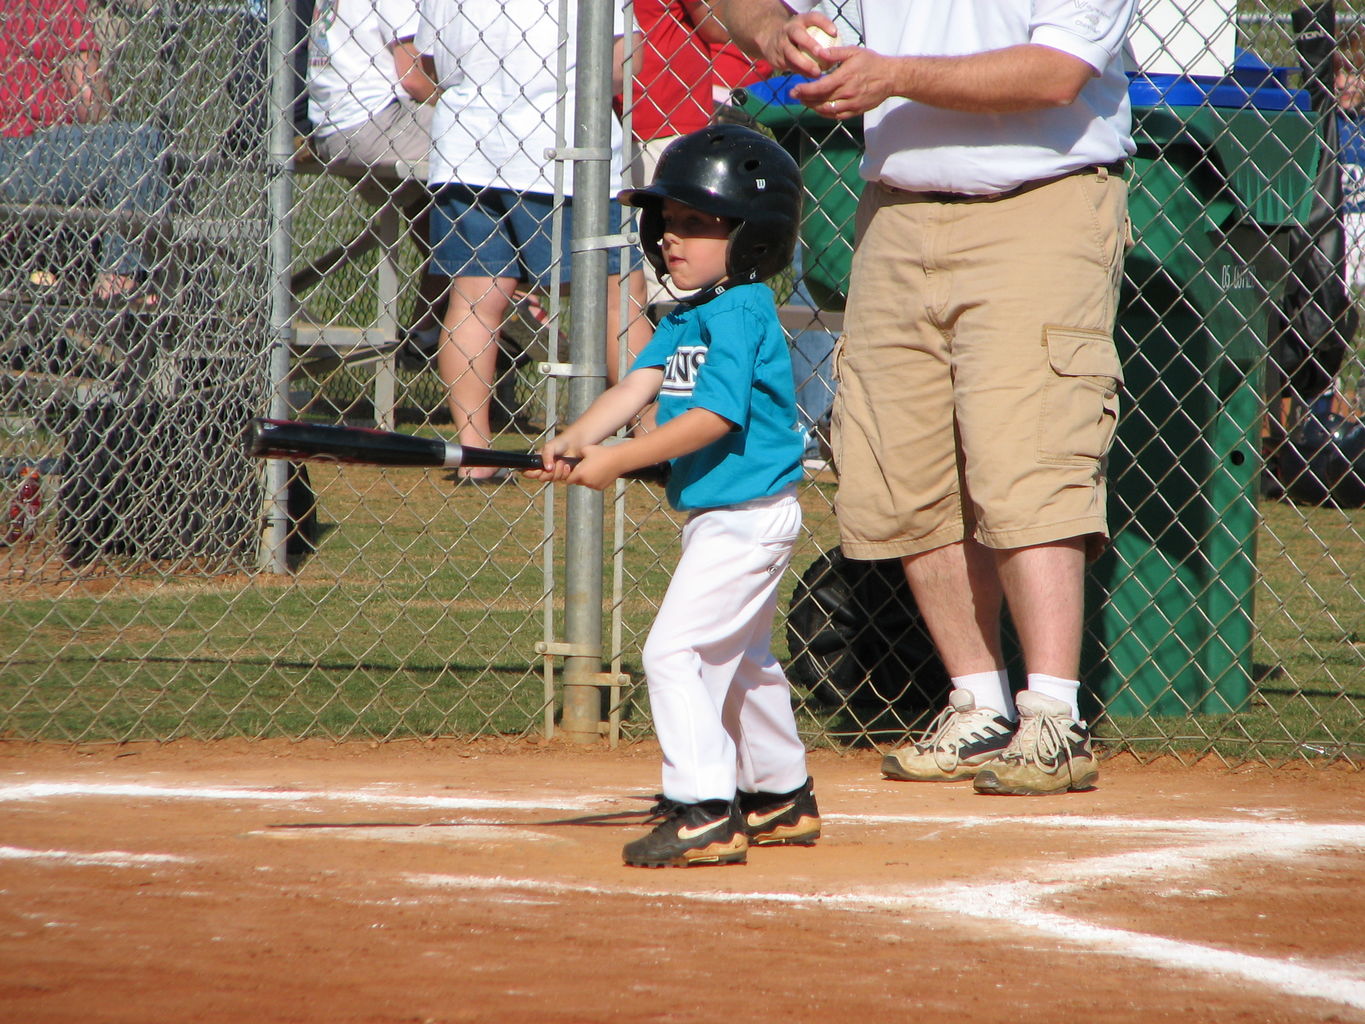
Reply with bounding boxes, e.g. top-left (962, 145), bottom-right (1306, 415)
top-left (716, 1), bottom-right (1137, 795)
